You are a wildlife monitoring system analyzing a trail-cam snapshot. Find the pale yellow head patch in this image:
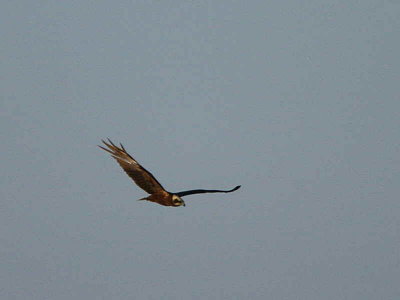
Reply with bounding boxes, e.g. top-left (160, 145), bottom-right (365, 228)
top-left (172, 195), bottom-right (185, 207)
